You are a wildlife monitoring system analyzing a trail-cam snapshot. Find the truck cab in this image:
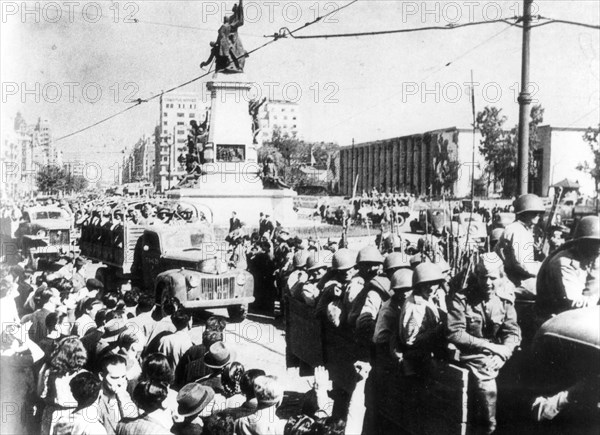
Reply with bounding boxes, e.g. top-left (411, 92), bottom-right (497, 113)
top-left (15, 206), bottom-right (72, 268)
top-left (137, 224), bottom-right (254, 321)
